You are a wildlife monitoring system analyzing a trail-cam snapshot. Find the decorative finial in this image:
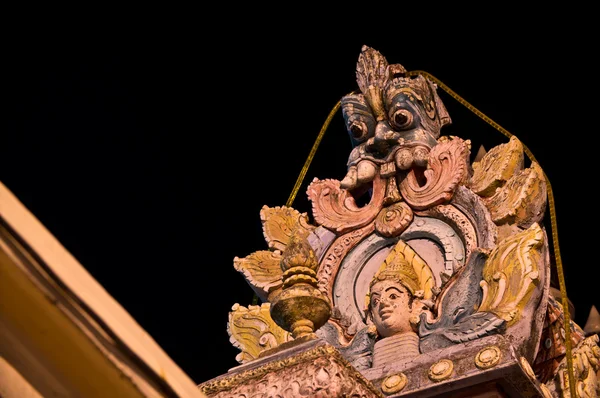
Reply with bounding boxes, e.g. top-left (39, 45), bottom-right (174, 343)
top-left (270, 230), bottom-right (331, 339)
